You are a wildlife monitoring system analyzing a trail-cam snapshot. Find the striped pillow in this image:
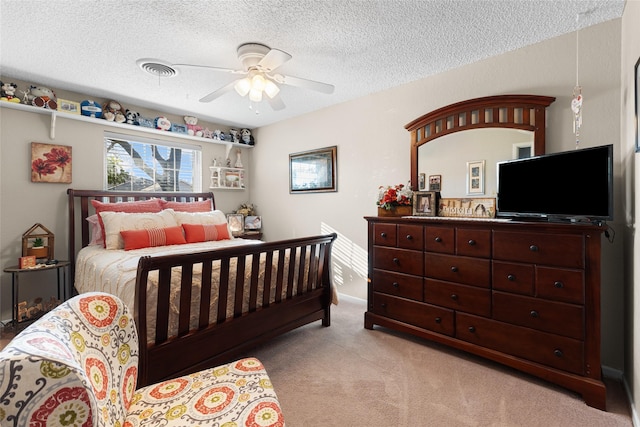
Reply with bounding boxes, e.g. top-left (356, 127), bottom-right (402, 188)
top-left (120, 226), bottom-right (187, 250)
top-left (182, 223), bottom-right (230, 243)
